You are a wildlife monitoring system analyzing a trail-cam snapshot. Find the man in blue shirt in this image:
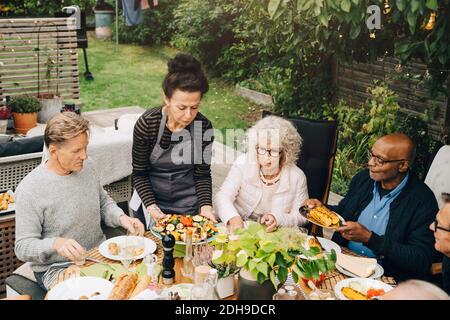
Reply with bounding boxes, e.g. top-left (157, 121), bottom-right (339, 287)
top-left (304, 133), bottom-right (439, 281)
